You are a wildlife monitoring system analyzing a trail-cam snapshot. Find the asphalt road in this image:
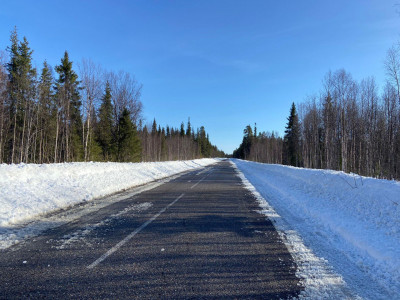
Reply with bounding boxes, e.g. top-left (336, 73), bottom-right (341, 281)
top-left (0, 160), bottom-right (302, 299)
